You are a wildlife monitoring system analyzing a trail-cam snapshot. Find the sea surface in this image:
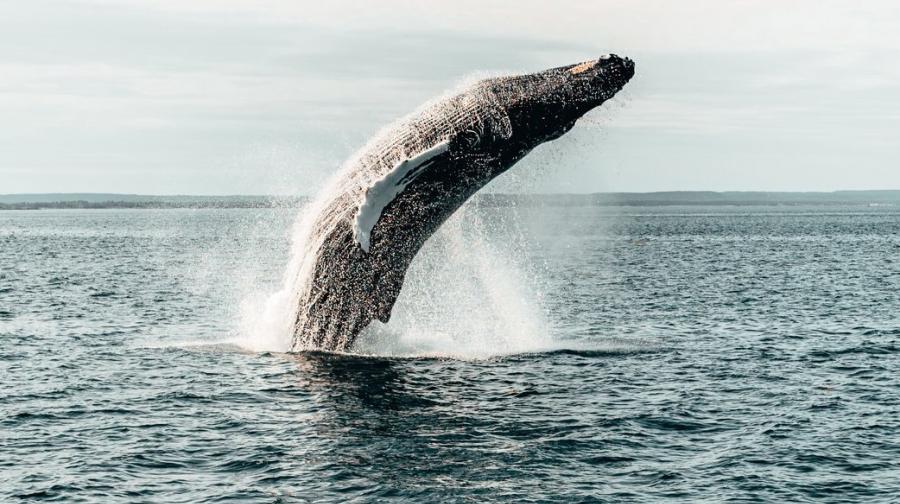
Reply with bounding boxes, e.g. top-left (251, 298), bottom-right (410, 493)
top-left (2, 204), bottom-right (899, 502)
